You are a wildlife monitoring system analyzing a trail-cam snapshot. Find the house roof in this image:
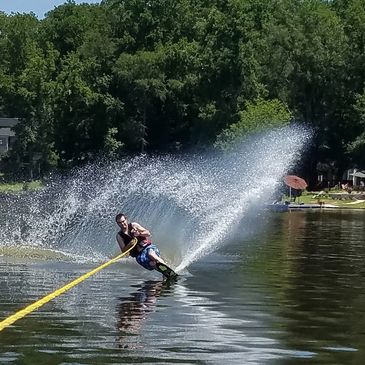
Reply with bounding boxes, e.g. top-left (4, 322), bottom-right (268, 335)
top-left (0, 118), bottom-right (19, 127)
top-left (350, 171), bottom-right (365, 178)
top-left (0, 128), bottom-right (15, 137)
